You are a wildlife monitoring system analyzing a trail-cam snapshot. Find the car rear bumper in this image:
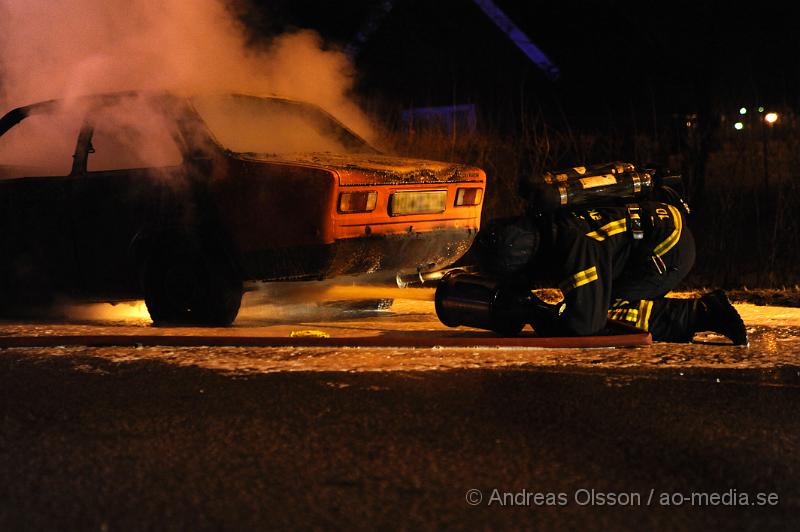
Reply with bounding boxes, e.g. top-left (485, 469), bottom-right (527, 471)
top-left (240, 228), bottom-right (478, 281)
